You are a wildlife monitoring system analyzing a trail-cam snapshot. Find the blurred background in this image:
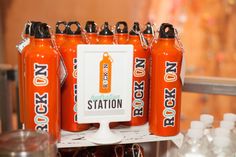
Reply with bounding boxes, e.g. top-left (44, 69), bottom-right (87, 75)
top-left (0, 0), bottom-right (236, 132)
